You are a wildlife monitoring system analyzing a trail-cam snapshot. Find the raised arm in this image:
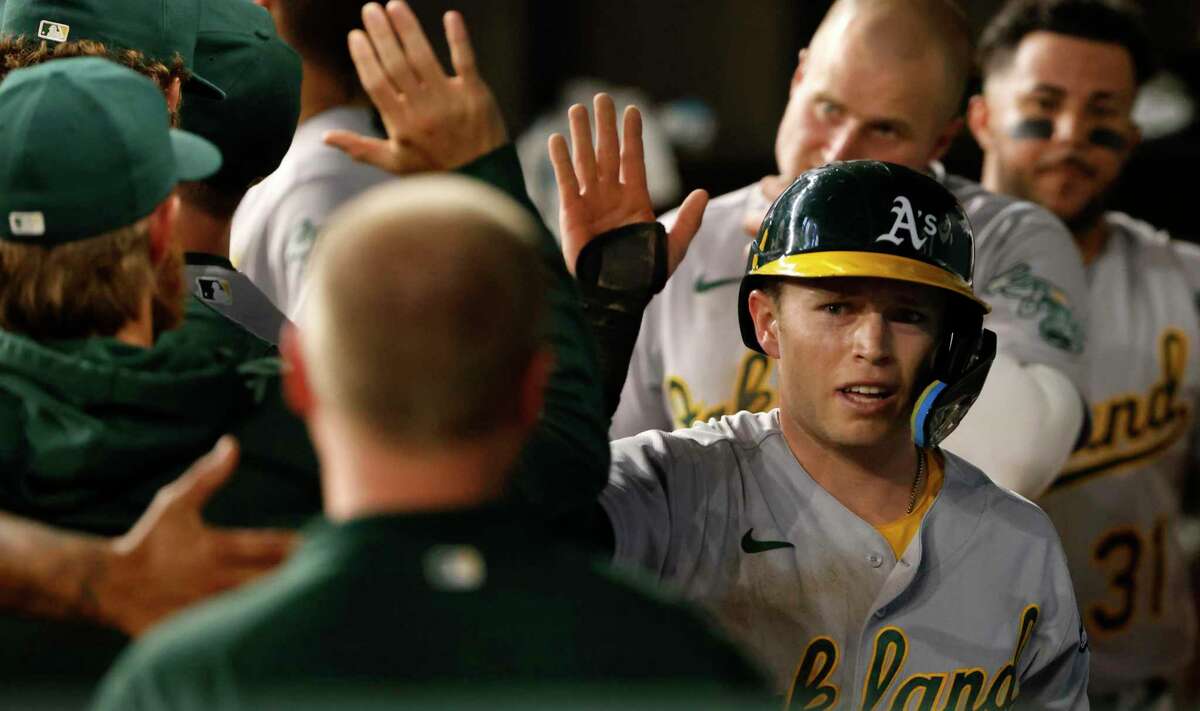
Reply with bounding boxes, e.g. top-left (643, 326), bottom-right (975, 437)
top-left (324, 1), bottom-right (608, 518)
top-left (549, 94), bottom-right (708, 415)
